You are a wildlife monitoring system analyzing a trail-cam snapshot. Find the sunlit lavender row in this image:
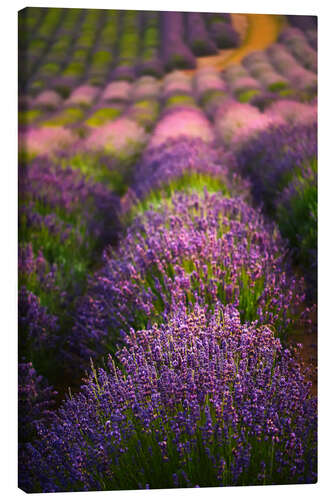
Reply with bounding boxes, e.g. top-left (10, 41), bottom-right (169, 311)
top-left (18, 10), bottom-right (317, 492)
